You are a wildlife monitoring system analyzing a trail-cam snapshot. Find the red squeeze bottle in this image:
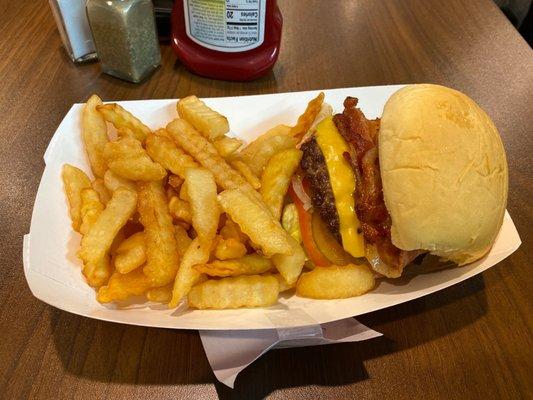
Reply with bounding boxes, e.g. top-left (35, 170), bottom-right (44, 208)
top-left (171, 0), bottom-right (282, 81)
